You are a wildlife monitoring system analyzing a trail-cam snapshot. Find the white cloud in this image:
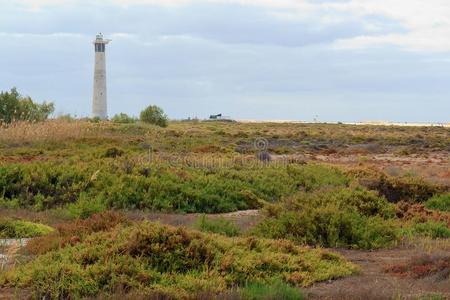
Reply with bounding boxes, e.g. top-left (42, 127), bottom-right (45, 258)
top-left (325, 0), bottom-right (450, 51)
top-left (9, 0), bottom-right (450, 50)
